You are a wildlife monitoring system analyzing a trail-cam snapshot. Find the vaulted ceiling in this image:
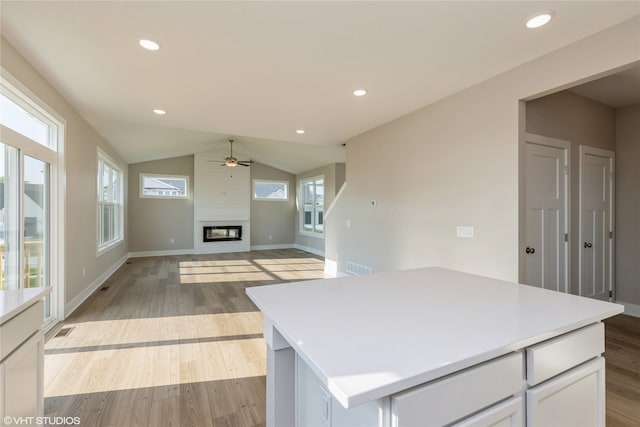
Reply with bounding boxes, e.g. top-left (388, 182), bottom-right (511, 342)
top-left (1, 1), bottom-right (638, 173)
